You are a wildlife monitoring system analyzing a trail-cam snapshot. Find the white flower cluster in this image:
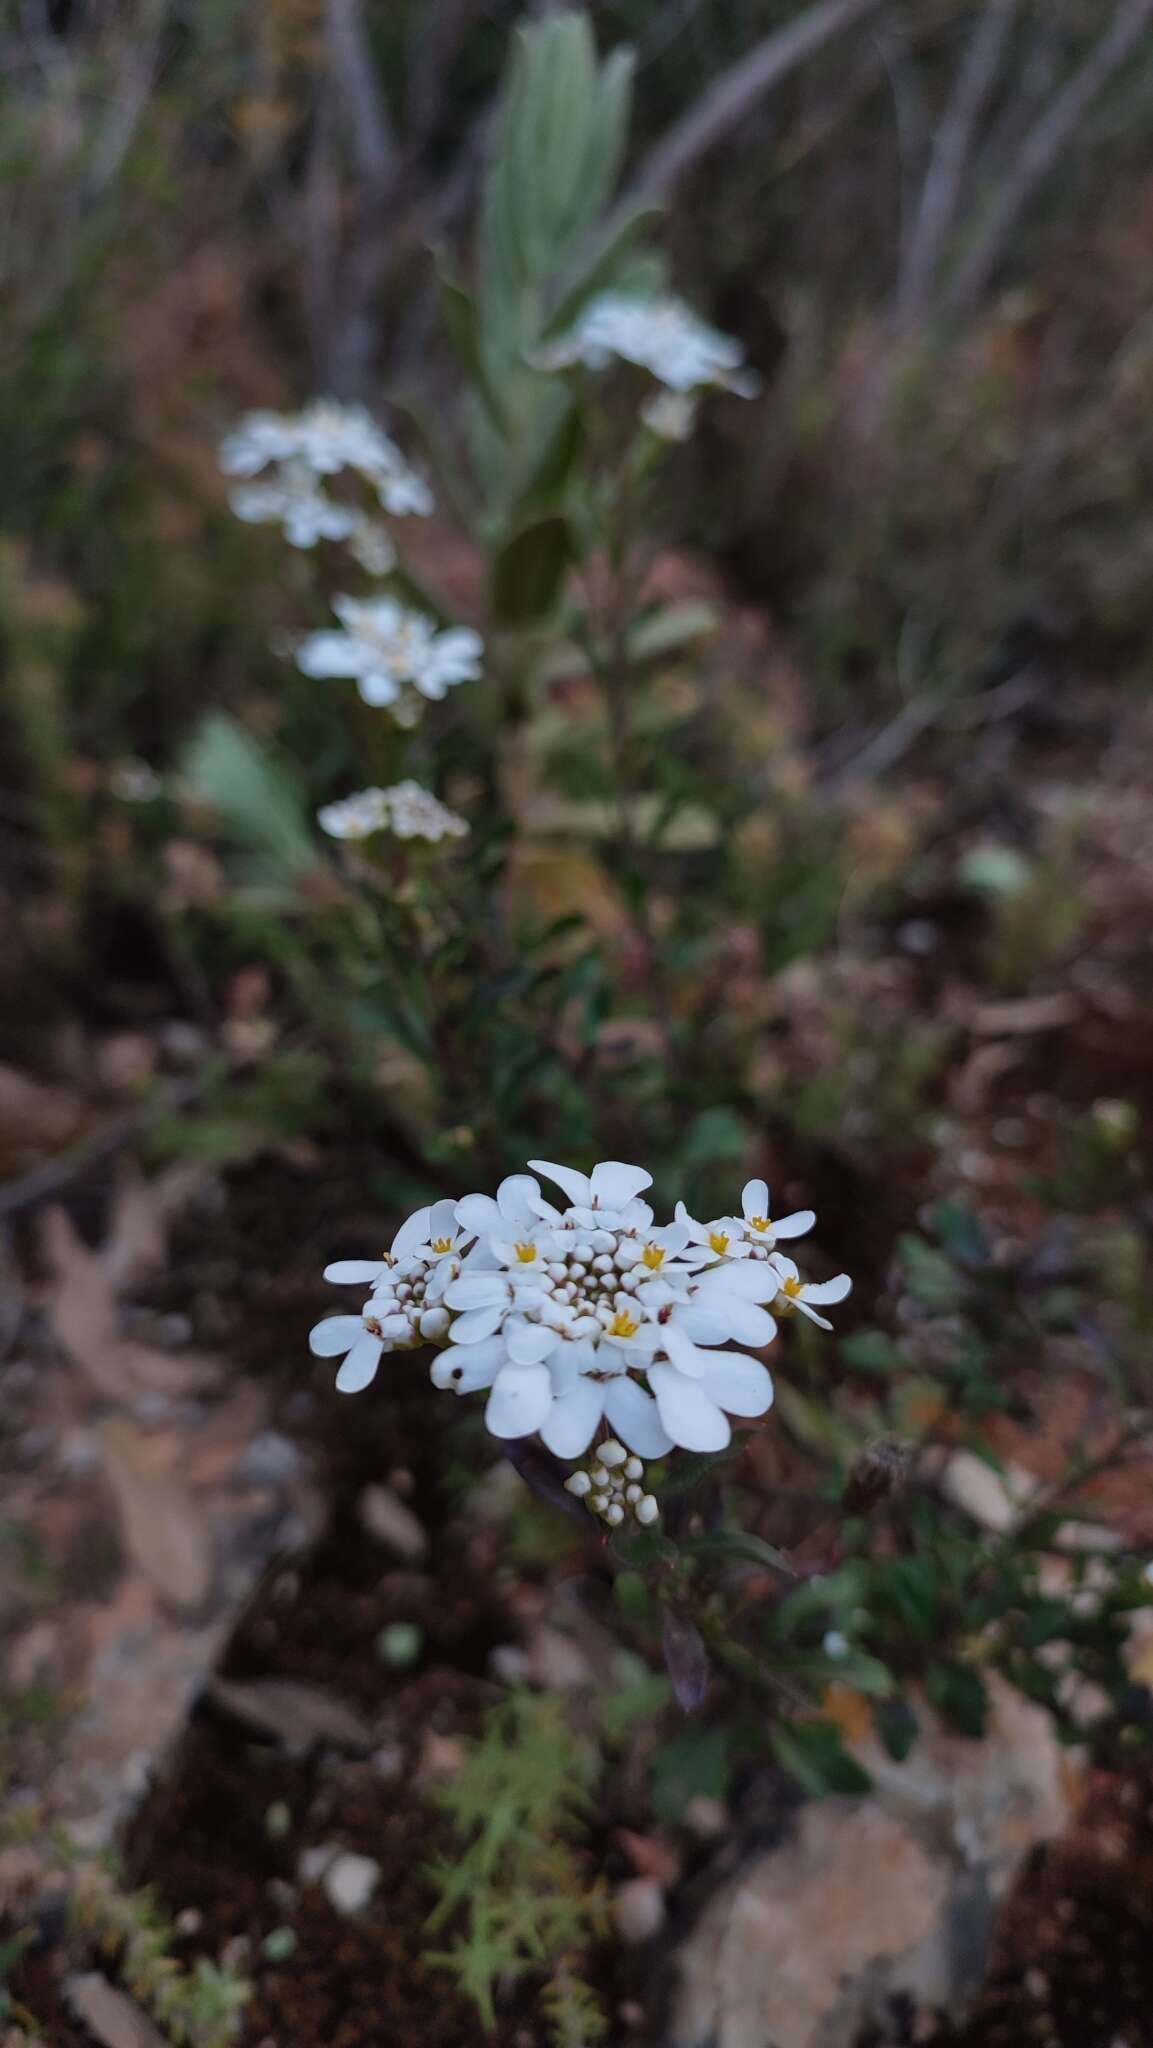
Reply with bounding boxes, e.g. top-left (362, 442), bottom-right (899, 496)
top-left (318, 781), bottom-right (468, 844)
top-left (220, 400), bottom-right (431, 567)
top-left (537, 292), bottom-right (760, 398)
top-left (297, 595), bottom-right (483, 723)
top-left (310, 1160), bottom-right (850, 1522)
